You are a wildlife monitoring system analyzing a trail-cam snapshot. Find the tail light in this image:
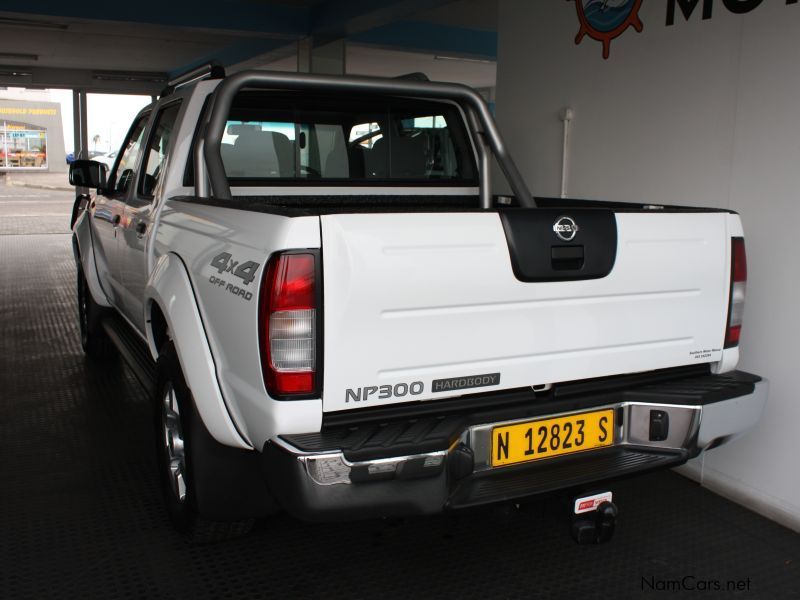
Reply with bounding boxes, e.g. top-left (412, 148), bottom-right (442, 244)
top-left (724, 237), bottom-right (747, 348)
top-left (259, 251), bottom-right (320, 398)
